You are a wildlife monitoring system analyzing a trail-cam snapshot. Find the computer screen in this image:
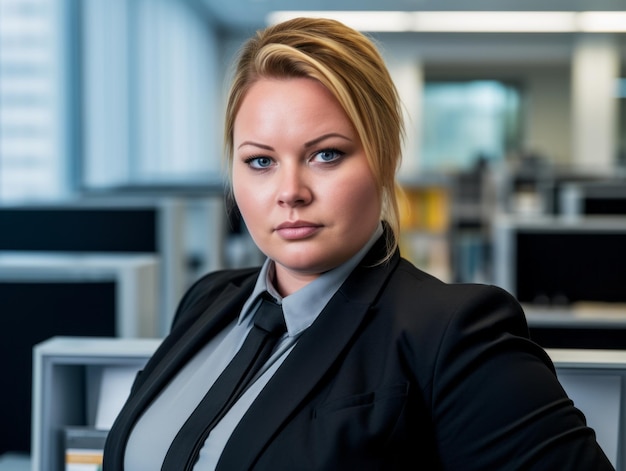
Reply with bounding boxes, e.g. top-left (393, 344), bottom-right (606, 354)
top-left (494, 216), bottom-right (626, 305)
top-left (0, 205), bottom-right (157, 252)
top-left (515, 229), bottom-right (626, 305)
top-left (0, 280), bottom-right (116, 456)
